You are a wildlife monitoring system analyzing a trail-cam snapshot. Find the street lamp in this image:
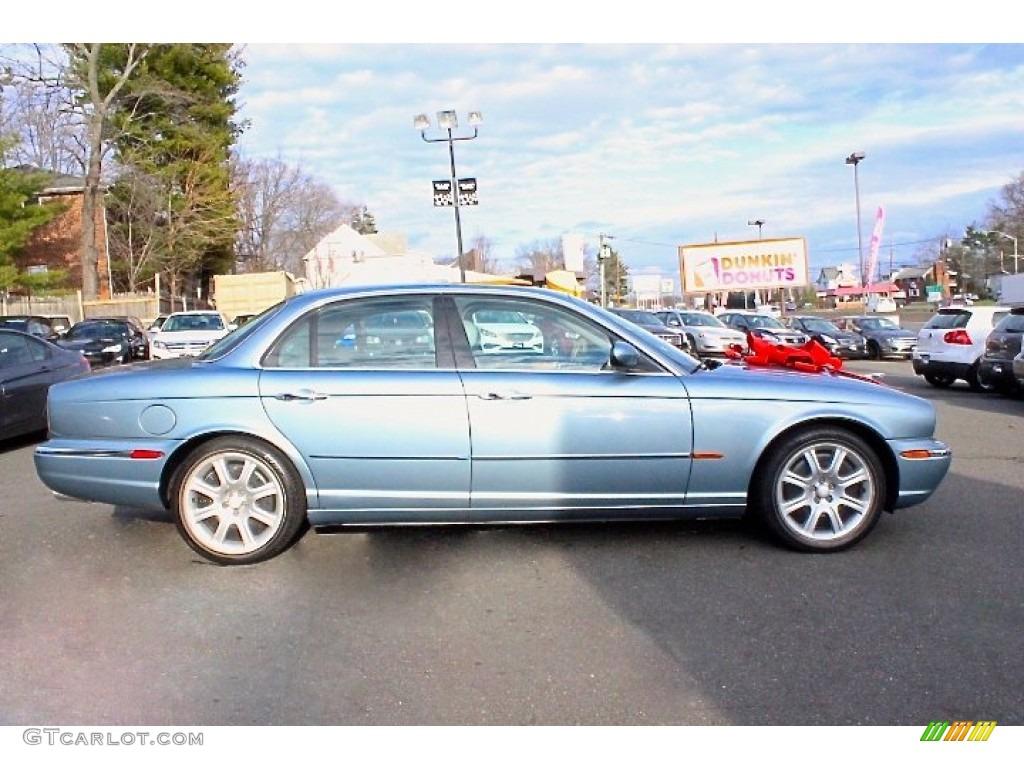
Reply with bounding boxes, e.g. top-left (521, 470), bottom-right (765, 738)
top-left (748, 219), bottom-right (765, 239)
top-left (985, 230), bottom-right (1019, 274)
top-left (414, 109), bottom-right (483, 283)
top-left (845, 151), bottom-right (866, 288)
